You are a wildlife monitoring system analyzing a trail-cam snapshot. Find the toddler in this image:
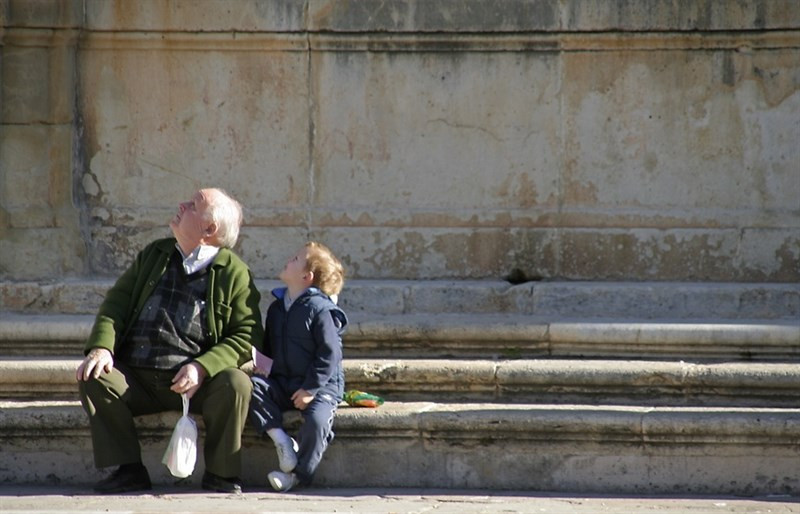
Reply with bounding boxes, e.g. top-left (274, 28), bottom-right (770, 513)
top-left (249, 242), bottom-right (347, 491)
